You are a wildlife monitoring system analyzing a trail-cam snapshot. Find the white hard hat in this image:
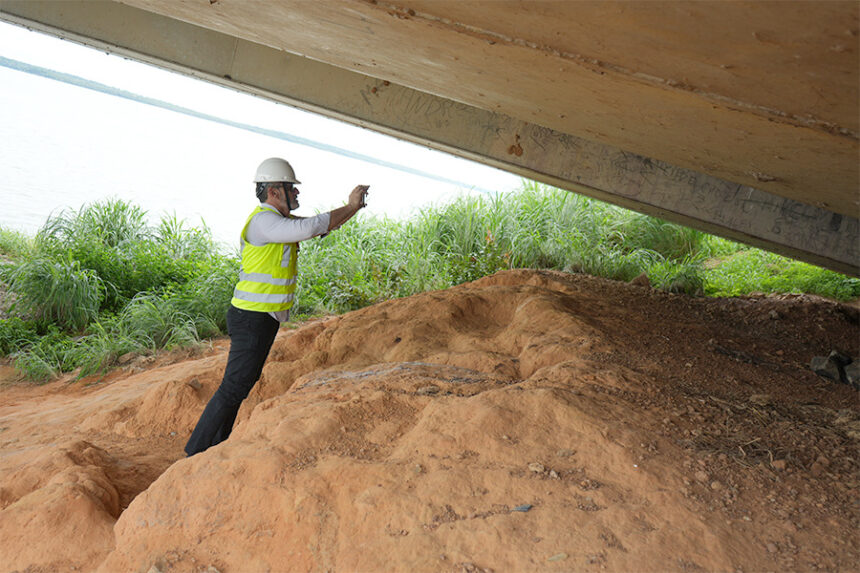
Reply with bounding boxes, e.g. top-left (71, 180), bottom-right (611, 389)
top-left (253, 157), bottom-right (301, 184)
